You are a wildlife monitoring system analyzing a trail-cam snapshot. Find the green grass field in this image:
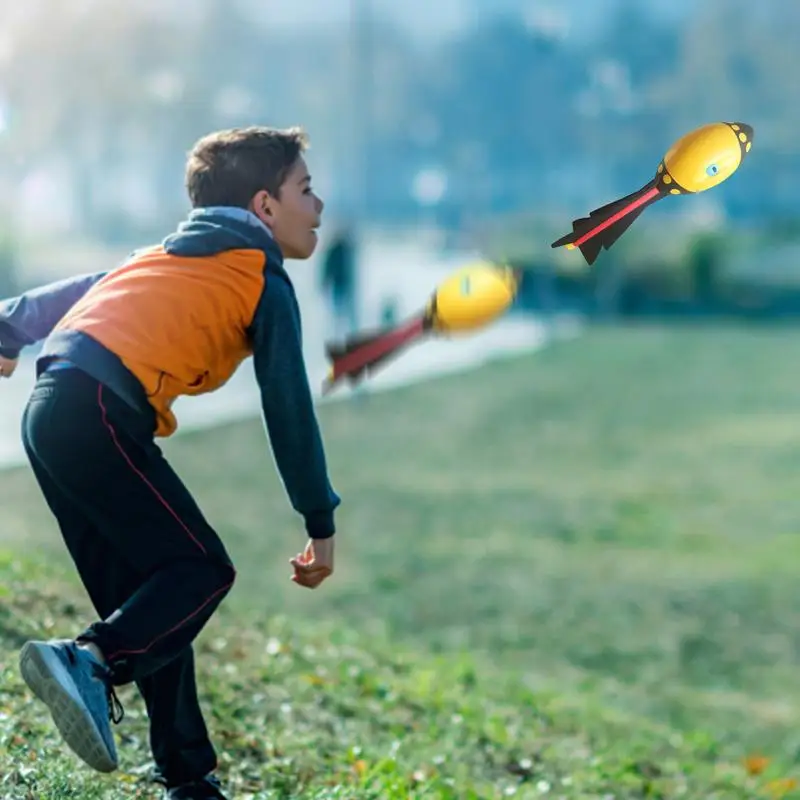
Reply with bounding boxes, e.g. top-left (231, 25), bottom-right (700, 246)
top-left (3, 324), bottom-right (800, 798)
